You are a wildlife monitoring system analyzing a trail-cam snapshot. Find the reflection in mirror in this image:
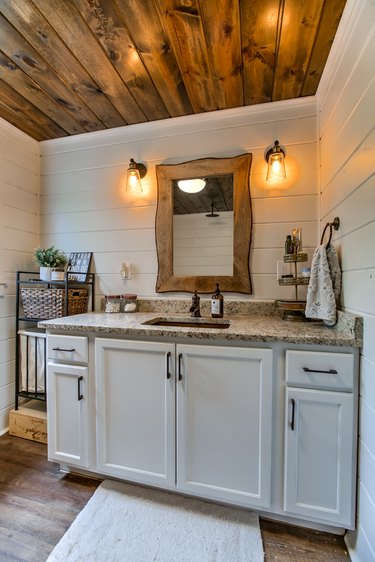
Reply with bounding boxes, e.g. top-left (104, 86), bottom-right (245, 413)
top-left (173, 174), bottom-right (234, 276)
top-left (155, 153), bottom-right (252, 293)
